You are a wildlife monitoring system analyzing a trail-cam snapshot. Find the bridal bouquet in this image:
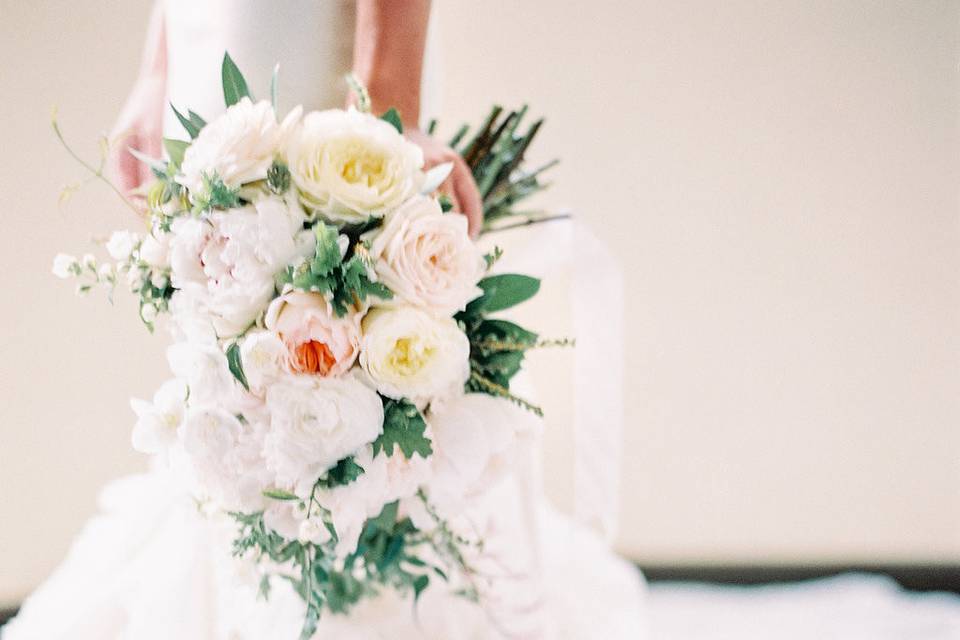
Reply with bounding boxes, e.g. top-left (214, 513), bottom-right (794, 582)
top-left (53, 54), bottom-right (562, 638)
